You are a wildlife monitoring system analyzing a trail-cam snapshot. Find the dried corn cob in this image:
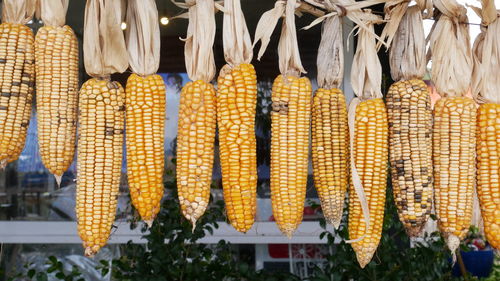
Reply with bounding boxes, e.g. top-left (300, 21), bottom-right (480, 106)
top-left (387, 79), bottom-right (433, 236)
top-left (35, 24), bottom-right (79, 183)
top-left (429, 0), bottom-right (476, 253)
top-left (348, 98), bottom-right (388, 268)
top-left (271, 75), bottom-right (311, 237)
top-left (470, 0), bottom-right (500, 251)
top-left (345, 14), bottom-right (388, 268)
top-left (0, 22), bottom-right (35, 168)
top-left (217, 63), bottom-right (258, 233)
top-left (76, 78), bottom-right (125, 257)
top-left (380, 3), bottom-right (434, 237)
top-left (174, 0), bottom-right (218, 227)
top-left (311, 88), bottom-right (349, 228)
top-left (308, 5), bottom-right (349, 228)
top-left (476, 103), bottom-right (499, 249)
top-left (217, 0), bottom-right (257, 233)
top-left (126, 73), bottom-right (165, 225)
top-left (433, 97), bottom-right (476, 249)
top-left (177, 80), bottom-right (216, 227)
